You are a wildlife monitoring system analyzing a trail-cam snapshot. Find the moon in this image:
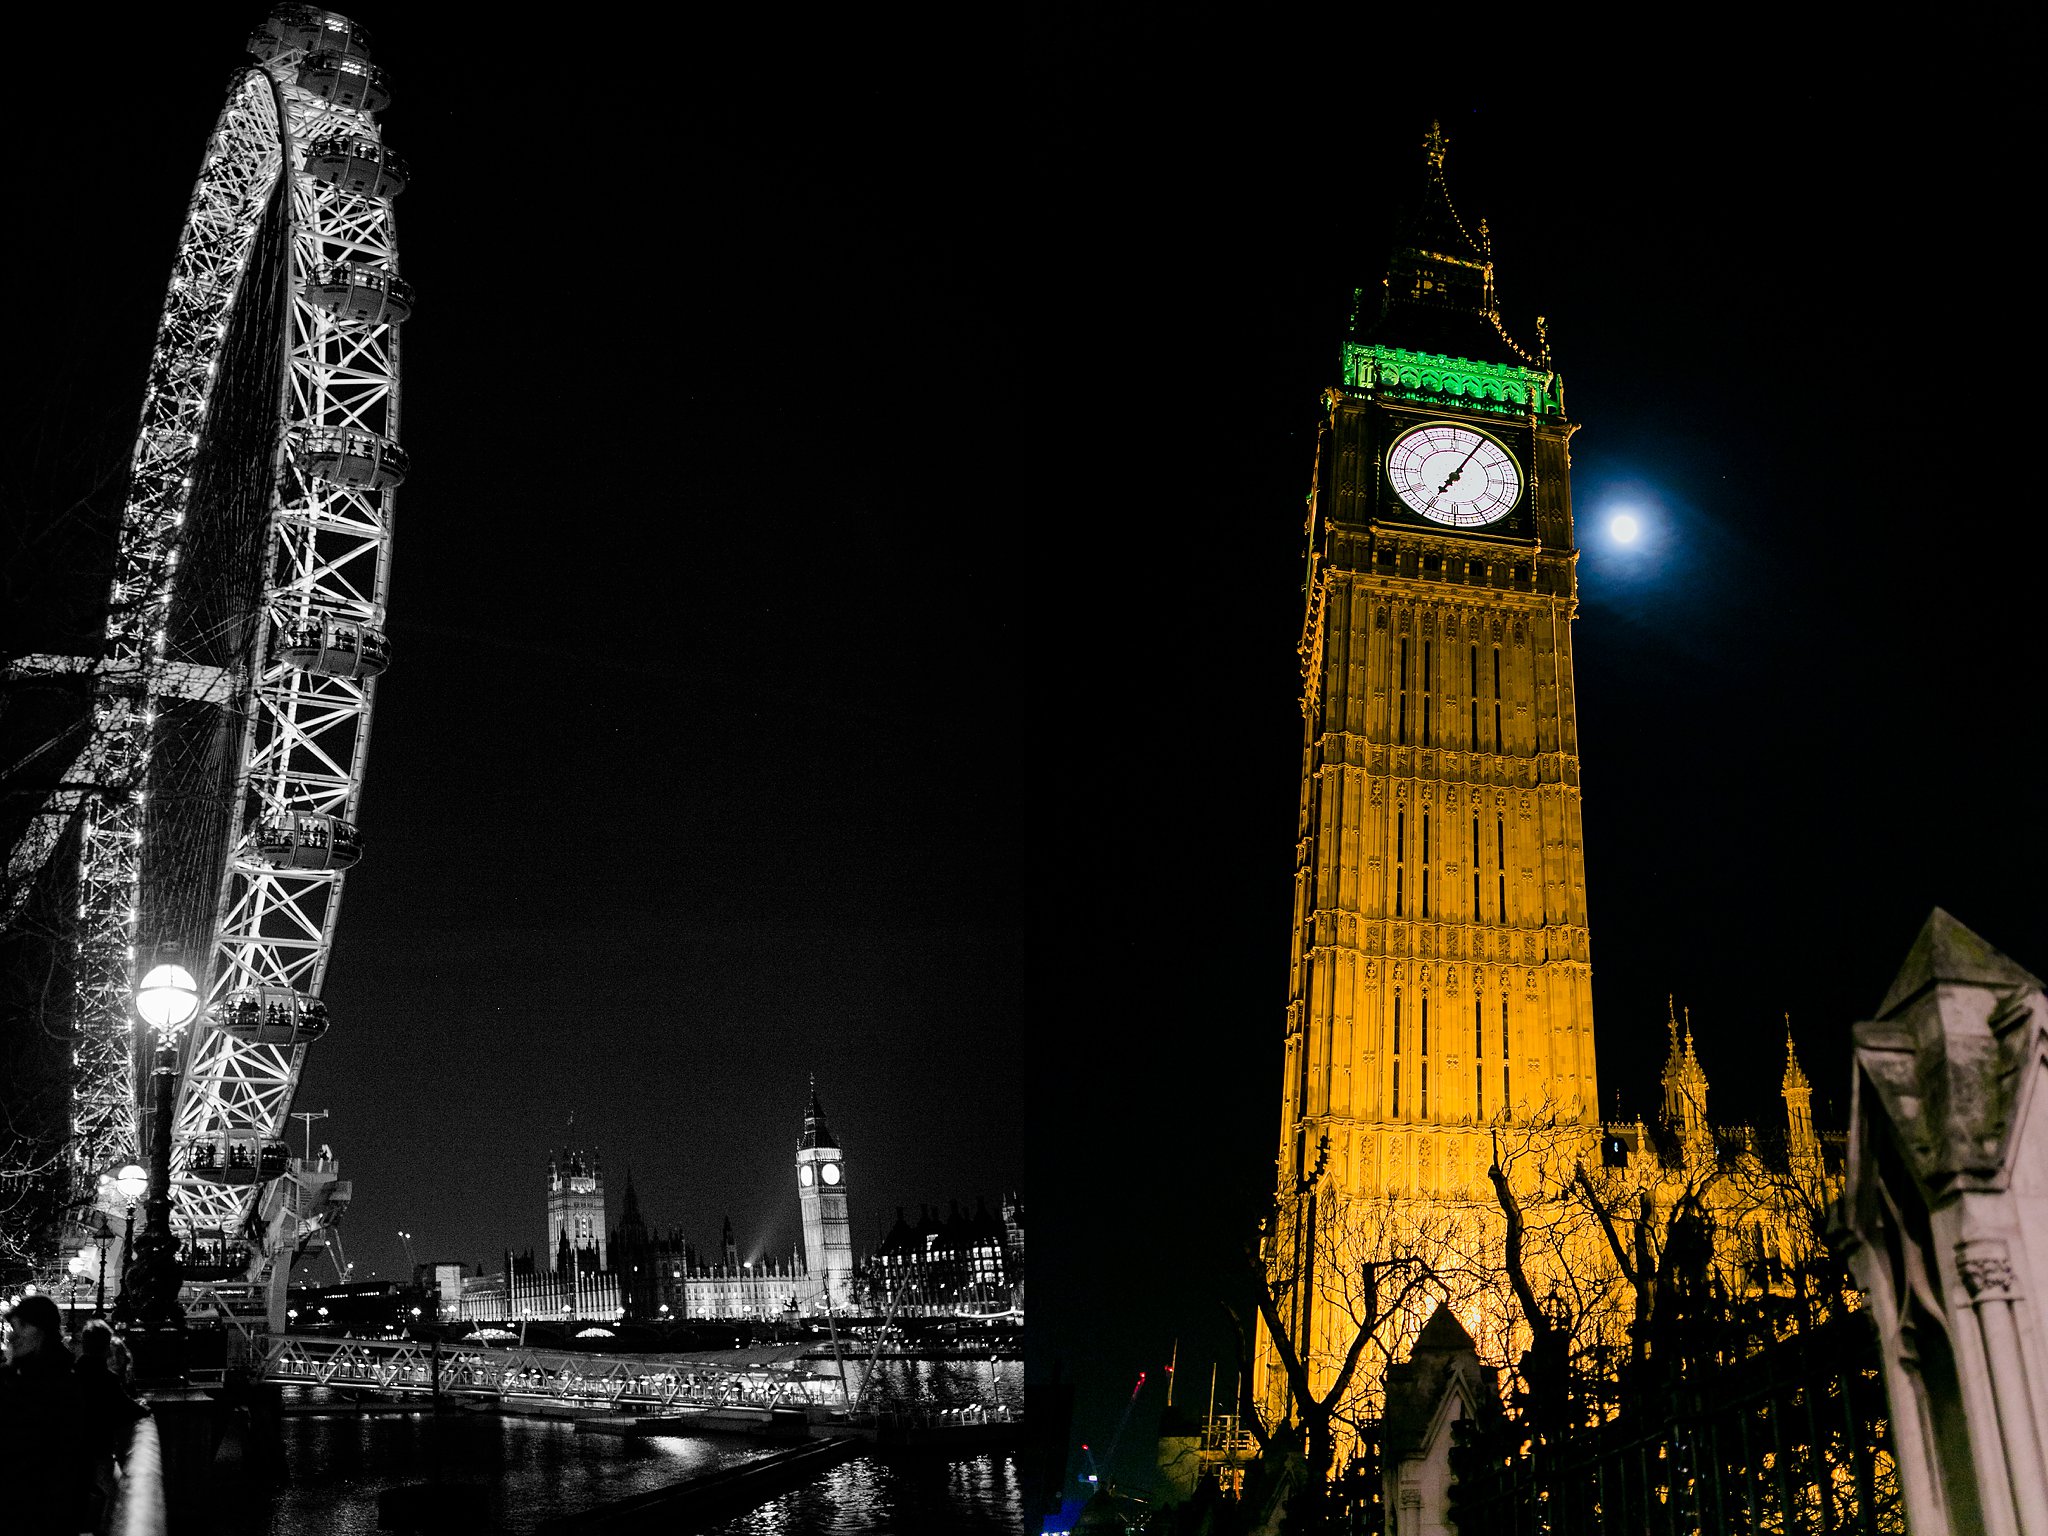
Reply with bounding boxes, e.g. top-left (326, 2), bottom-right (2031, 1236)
top-left (1610, 513), bottom-right (1640, 544)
